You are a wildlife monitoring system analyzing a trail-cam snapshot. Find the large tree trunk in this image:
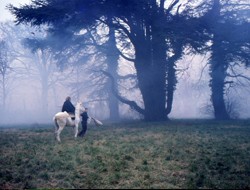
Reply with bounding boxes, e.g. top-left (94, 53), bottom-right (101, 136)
top-left (131, 9), bottom-right (170, 121)
top-left (165, 43), bottom-right (182, 116)
top-left (106, 21), bottom-right (120, 121)
top-left (207, 0), bottom-right (230, 120)
top-left (210, 64), bottom-right (230, 120)
top-left (210, 45), bottom-right (230, 120)
top-left (106, 58), bottom-right (120, 121)
top-left (135, 39), bottom-right (167, 121)
top-left (166, 59), bottom-right (176, 116)
top-left (105, 1), bottom-right (180, 121)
